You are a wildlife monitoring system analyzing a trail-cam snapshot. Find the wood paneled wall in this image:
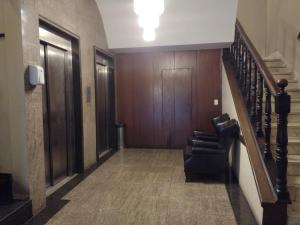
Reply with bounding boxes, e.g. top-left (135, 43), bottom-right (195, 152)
top-left (116, 50), bottom-right (221, 148)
